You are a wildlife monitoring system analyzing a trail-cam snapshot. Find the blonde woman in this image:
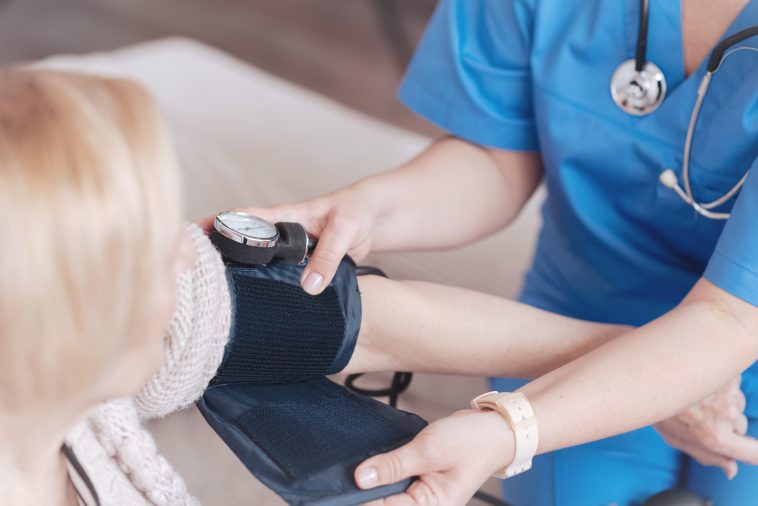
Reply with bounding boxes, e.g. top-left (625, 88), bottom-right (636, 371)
top-left (0, 67), bottom-right (233, 505)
